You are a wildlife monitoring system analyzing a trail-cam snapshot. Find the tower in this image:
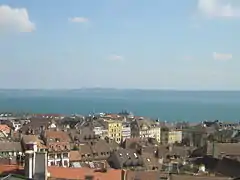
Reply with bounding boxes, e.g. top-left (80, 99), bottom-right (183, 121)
top-left (25, 150), bottom-right (34, 179)
top-left (24, 149), bottom-right (48, 180)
